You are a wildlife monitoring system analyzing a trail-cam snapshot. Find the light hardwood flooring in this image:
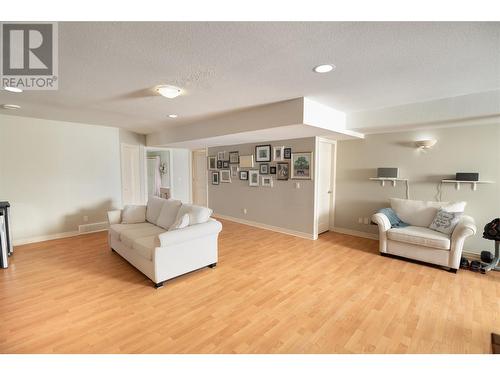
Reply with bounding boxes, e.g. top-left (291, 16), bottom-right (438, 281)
top-left (1, 219), bottom-right (499, 353)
